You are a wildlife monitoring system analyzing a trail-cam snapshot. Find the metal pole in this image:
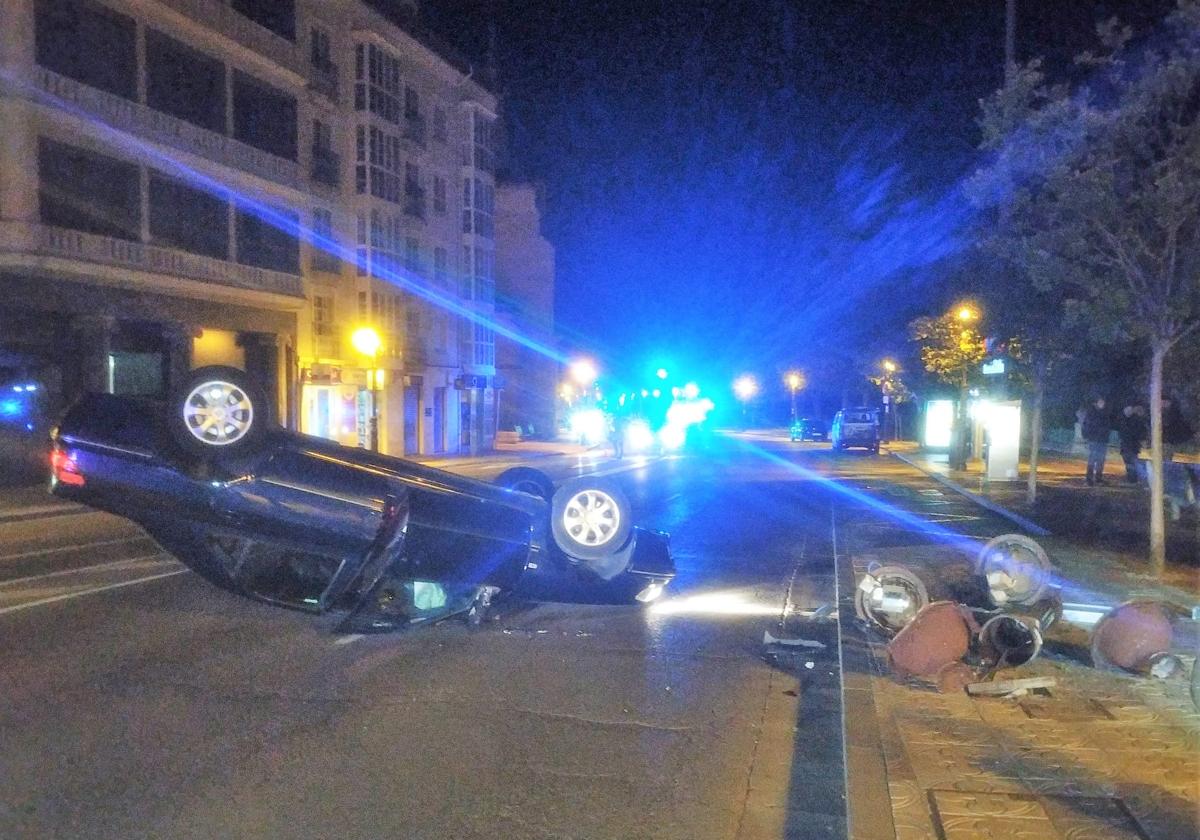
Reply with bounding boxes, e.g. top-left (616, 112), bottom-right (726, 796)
top-left (370, 370), bottom-right (380, 452)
